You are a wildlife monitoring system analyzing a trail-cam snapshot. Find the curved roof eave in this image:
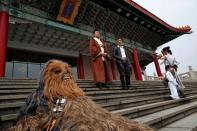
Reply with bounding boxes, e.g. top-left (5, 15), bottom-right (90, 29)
top-left (125, 0), bottom-right (192, 34)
